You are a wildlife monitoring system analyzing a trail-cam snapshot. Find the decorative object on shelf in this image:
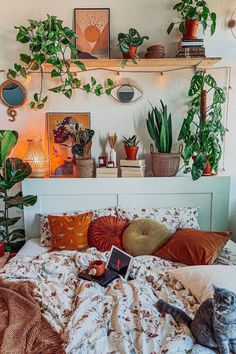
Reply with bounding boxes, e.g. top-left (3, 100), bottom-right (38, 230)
top-left (167, 0), bottom-right (216, 39)
top-left (72, 125), bottom-right (95, 178)
top-left (146, 100), bottom-right (181, 177)
top-left (0, 79), bottom-right (27, 122)
top-left (110, 78), bottom-right (143, 104)
top-left (98, 155), bottom-right (107, 167)
top-left (8, 15), bottom-right (114, 110)
top-left (108, 133), bottom-right (117, 167)
top-left (178, 71), bottom-right (227, 181)
top-left (47, 112), bottom-right (90, 177)
top-left (120, 159), bottom-right (146, 178)
top-left (144, 45), bottom-right (165, 59)
top-left (88, 260), bottom-right (106, 277)
top-left (24, 135), bottom-right (48, 178)
top-left (226, 7), bottom-right (236, 39)
top-left (121, 135), bottom-right (139, 161)
top-left (176, 38), bottom-right (205, 58)
top-left (96, 167), bottom-right (118, 178)
top-left (117, 28), bottom-right (149, 61)
top-left (0, 239), bottom-right (4, 257)
top-left (74, 8), bottom-right (110, 59)
top-left (0, 130), bottom-right (37, 252)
